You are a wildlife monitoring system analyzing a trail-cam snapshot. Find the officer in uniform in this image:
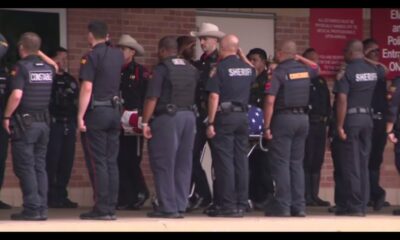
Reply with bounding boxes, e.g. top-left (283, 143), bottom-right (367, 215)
top-left (387, 73), bottom-right (400, 215)
top-left (115, 34), bottom-right (150, 210)
top-left (78, 21), bottom-right (124, 220)
top-left (334, 40), bottom-right (378, 216)
top-left (3, 32), bottom-right (54, 220)
top-left (205, 34), bottom-right (255, 217)
top-left (177, 35), bottom-right (196, 64)
top-left (246, 48), bottom-right (274, 210)
top-left (263, 40), bottom-right (317, 217)
top-left (302, 48), bottom-right (331, 207)
top-left (46, 47), bottom-right (79, 209)
top-left (362, 38), bottom-right (390, 211)
top-left (0, 33), bottom-right (12, 209)
top-left (142, 36), bottom-right (198, 218)
top-left (187, 22), bottom-right (225, 211)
